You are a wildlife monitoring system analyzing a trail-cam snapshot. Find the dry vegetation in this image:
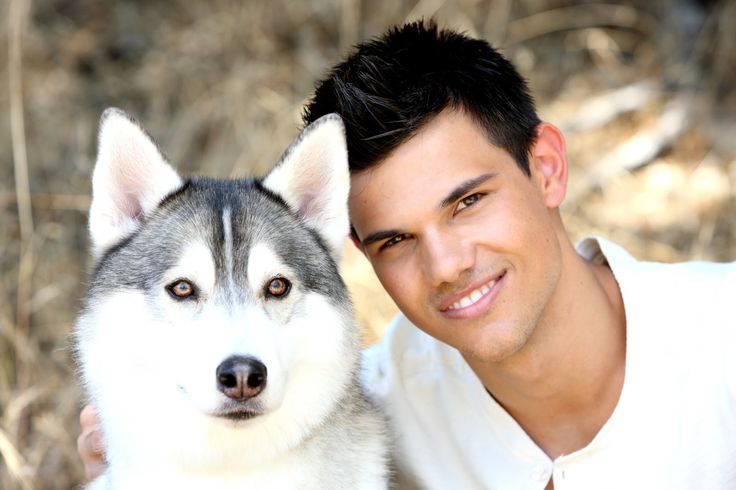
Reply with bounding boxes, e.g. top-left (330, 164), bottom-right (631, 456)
top-left (1, 0), bottom-right (735, 488)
